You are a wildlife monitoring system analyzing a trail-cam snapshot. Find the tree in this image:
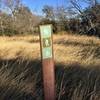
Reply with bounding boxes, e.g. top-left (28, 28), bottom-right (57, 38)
top-left (83, 4), bottom-right (100, 36)
top-left (42, 5), bottom-right (55, 20)
top-left (42, 5), bottom-right (70, 32)
top-left (69, 0), bottom-right (100, 36)
top-left (0, 1), bottom-right (40, 35)
top-left (0, 12), bottom-right (14, 35)
top-left (0, 0), bottom-right (22, 34)
top-left (13, 5), bottom-right (40, 34)
top-left (3, 0), bottom-right (21, 17)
